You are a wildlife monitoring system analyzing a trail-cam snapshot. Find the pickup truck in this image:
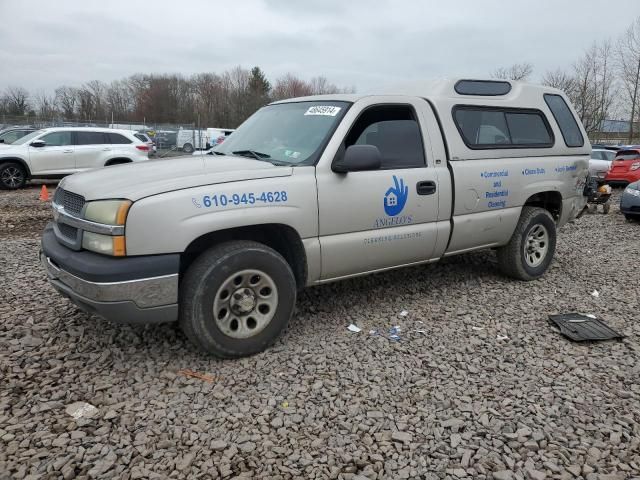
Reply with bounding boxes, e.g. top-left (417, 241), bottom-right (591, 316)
top-left (41, 79), bottom-right (591, 357)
